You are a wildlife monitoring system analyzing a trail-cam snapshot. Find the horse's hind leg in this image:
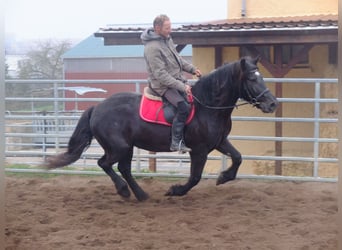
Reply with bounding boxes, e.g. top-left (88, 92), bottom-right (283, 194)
top-left (215, 139), bottom-right (242, 185)
top-left (118, 148), bottom-right (149, 201)
top-left (98, 155), bottom-right (131, 199)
